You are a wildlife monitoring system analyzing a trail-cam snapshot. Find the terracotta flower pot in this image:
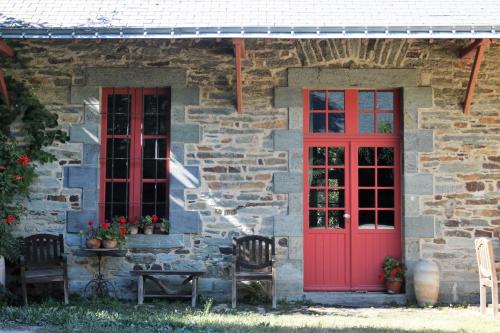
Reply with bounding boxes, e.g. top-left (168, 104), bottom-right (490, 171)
top-left (143, 225), bottom-right (154, 235)
top-left (385, 278), bottom-right (403, 294)
top-left (102, 239), bottom-right (118, 249)
top-left (86, 238), bottom-right (102, 249)
top-left (129, 226), bottom-right (139, 235)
